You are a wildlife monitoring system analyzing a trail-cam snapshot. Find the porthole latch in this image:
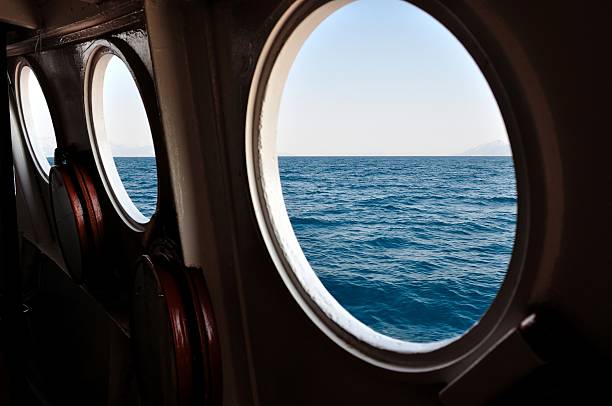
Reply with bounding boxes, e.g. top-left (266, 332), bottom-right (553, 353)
top-left (439, 312), bottom-right (571, 405)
